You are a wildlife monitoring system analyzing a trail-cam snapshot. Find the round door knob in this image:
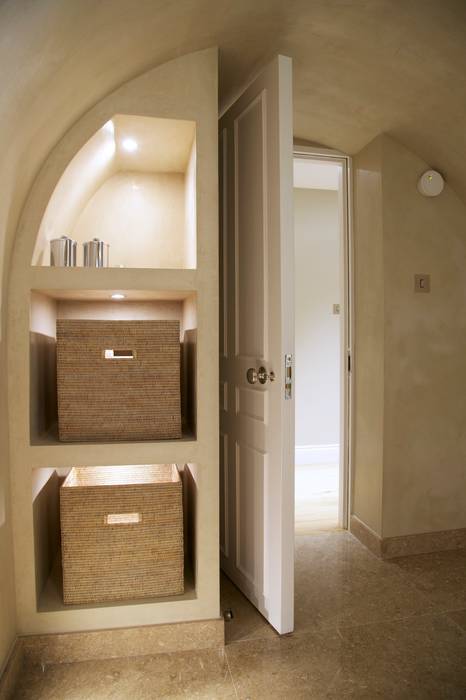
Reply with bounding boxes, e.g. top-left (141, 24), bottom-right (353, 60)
top-left (257, 366), bottom-right (275, 384)
top-left (247, 367), bottom-right (275, 384)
